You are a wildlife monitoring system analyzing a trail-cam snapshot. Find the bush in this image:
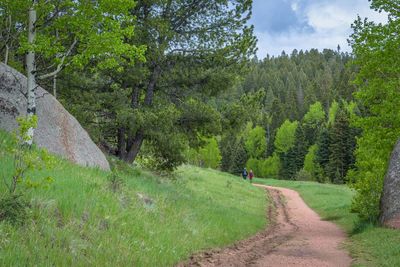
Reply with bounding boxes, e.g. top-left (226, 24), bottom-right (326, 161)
top-left (303, 145), bottom-right (318, 178)
top-left (246, 158), bottom-right (261, 177)
top-left (350, 171), bottom-right (383, 222)
top-left (198, 137), bottom-right (222, 169)
top-left (244, 126), bottom-right (266, 159)
top-left (0, 194), bottom-right (30, 225)
top-left (294, 169), bottom-right (313, 181)
top-left (259, 153), bottom-right (280, 178)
